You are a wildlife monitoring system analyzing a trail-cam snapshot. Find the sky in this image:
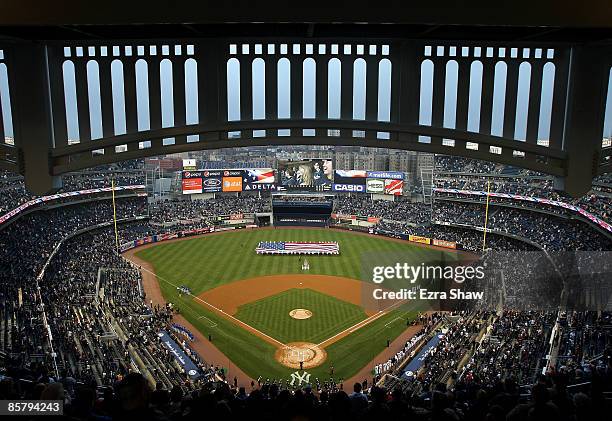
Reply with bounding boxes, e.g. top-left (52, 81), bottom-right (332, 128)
top-left (1, 54), bottom-right (611, 144)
